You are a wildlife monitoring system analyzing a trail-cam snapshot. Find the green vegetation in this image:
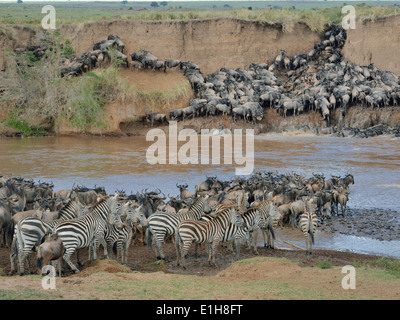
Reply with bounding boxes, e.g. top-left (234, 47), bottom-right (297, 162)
top-left (0, 36), bottom-right (129, 134)
top-left (0, 35), bottom-right (191, 134)
top-left (5, 112), bottom-right (46, 137)
top-left (0, 282), bottom-right (63, 300)
top-left (368, 257), bottom-right (400, 278)
top-left (317, 258), bottom-right (333, 269)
